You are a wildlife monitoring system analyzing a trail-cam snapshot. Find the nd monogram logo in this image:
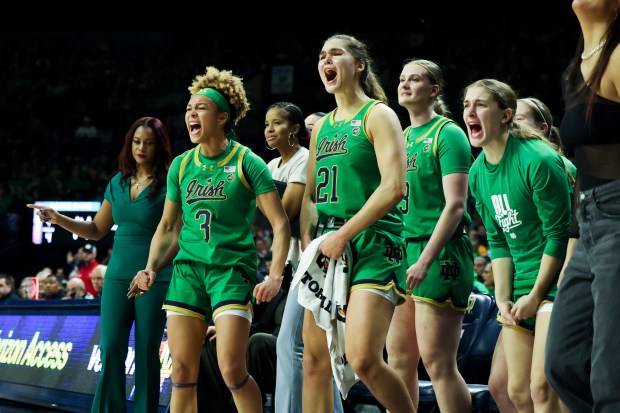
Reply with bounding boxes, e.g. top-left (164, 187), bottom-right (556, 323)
top-left (440, 260), bottom-right (460, 281)
top-left (384, 244), bottom-right (403, 264)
